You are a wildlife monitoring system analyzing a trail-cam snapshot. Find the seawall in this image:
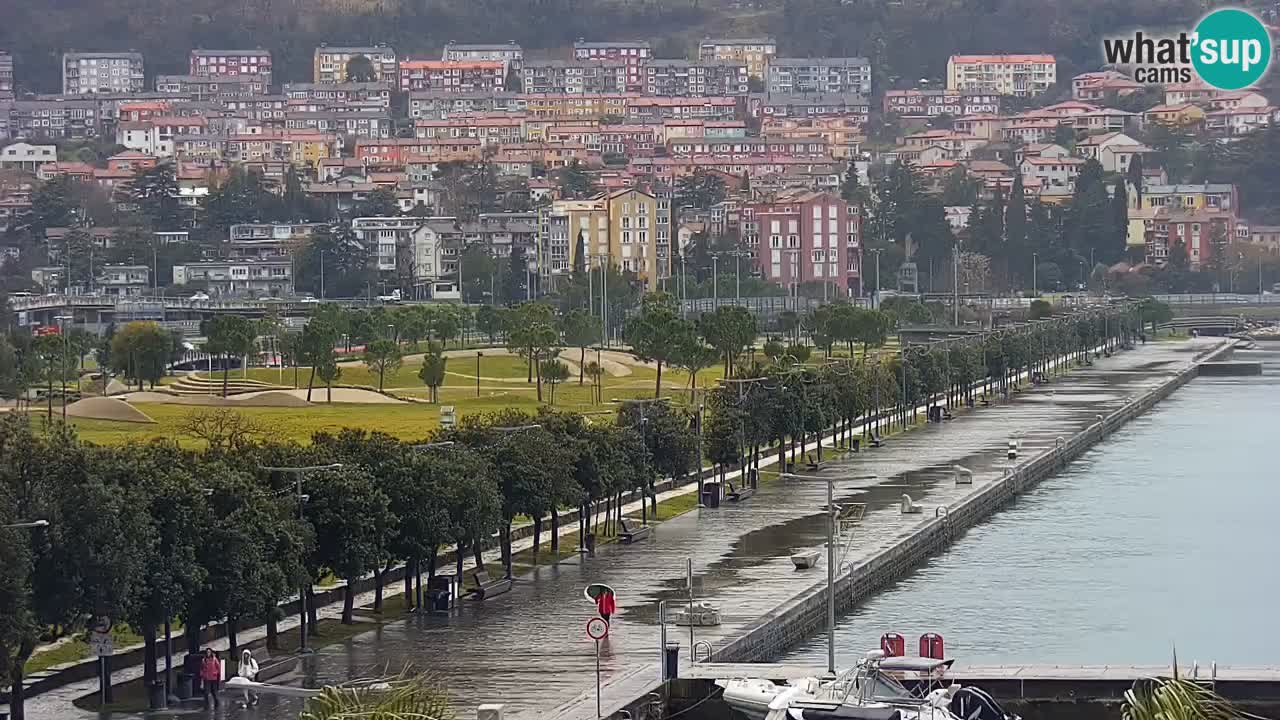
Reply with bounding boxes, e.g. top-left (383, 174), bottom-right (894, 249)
top-left (709, 341), bottom-right (1234, 664)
